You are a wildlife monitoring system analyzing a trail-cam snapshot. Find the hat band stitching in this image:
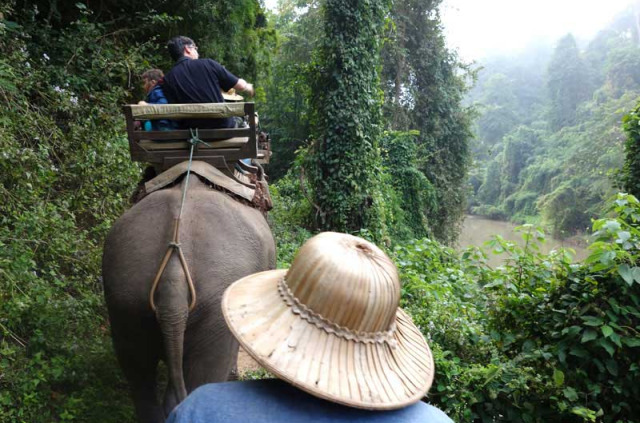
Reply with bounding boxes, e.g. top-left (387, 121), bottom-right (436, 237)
top-left (278, 277), bottom-right (398, 349)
